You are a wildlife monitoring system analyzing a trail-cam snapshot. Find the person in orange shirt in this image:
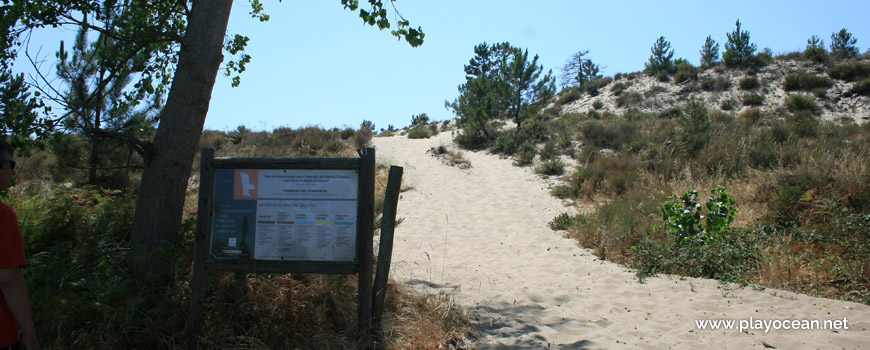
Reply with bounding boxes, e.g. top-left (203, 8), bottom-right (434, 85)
top-left (0, 139), bottom-right (38, 350)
